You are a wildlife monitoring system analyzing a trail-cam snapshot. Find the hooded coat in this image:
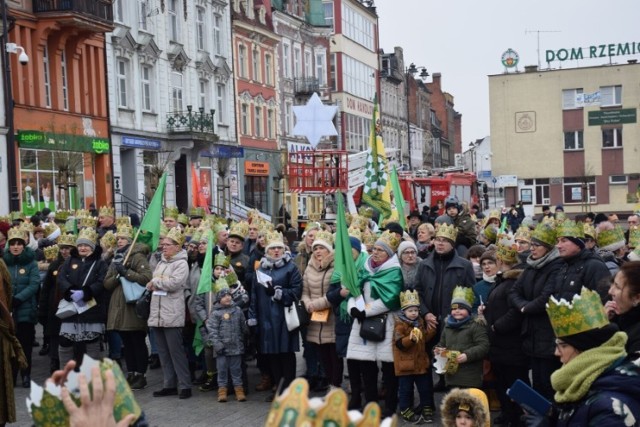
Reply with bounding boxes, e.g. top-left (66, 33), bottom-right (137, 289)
top-left (440, 388), bottom-right (490, 427)
top-left (147, 249), bottom-right (189, 328)
top-left (3, 246), bottom-right (40, 324)
top-left (302, 253), bottom-right (335, 345)
top-left (438, 315), bottom-right (489, 388)
top-left (554, 248), bottom-right (611, 302)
